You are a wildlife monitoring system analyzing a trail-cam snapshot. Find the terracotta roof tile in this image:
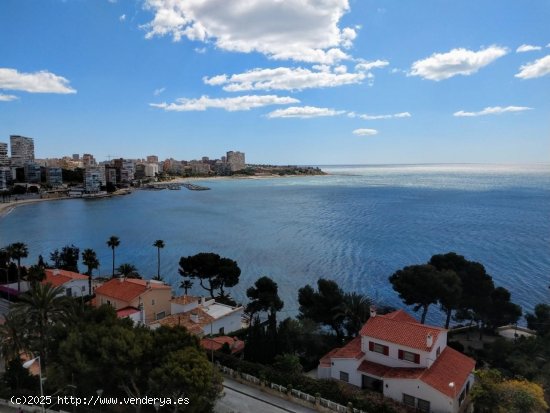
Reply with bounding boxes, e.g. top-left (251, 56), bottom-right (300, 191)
top-left (200, 336), bottom-right (245, 354)
top-left (319, 348), bottom-right (341, 367)
top-left (95, 278), bottom-right (170, 302)
top-left (154, 307), bottom-right (214, 335)
top-left (116, 306), bottom-right (140, 318)
top-left (419, 347), bottom-right (476, 397)
top-left (42, 269), bottom-right (89, 287)
top-left (359, 311), bottom-right (443, 351)
top-left (319, 337), bottom-right (364, 365)
top-left (358, 360), bottom-right (391, 377)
